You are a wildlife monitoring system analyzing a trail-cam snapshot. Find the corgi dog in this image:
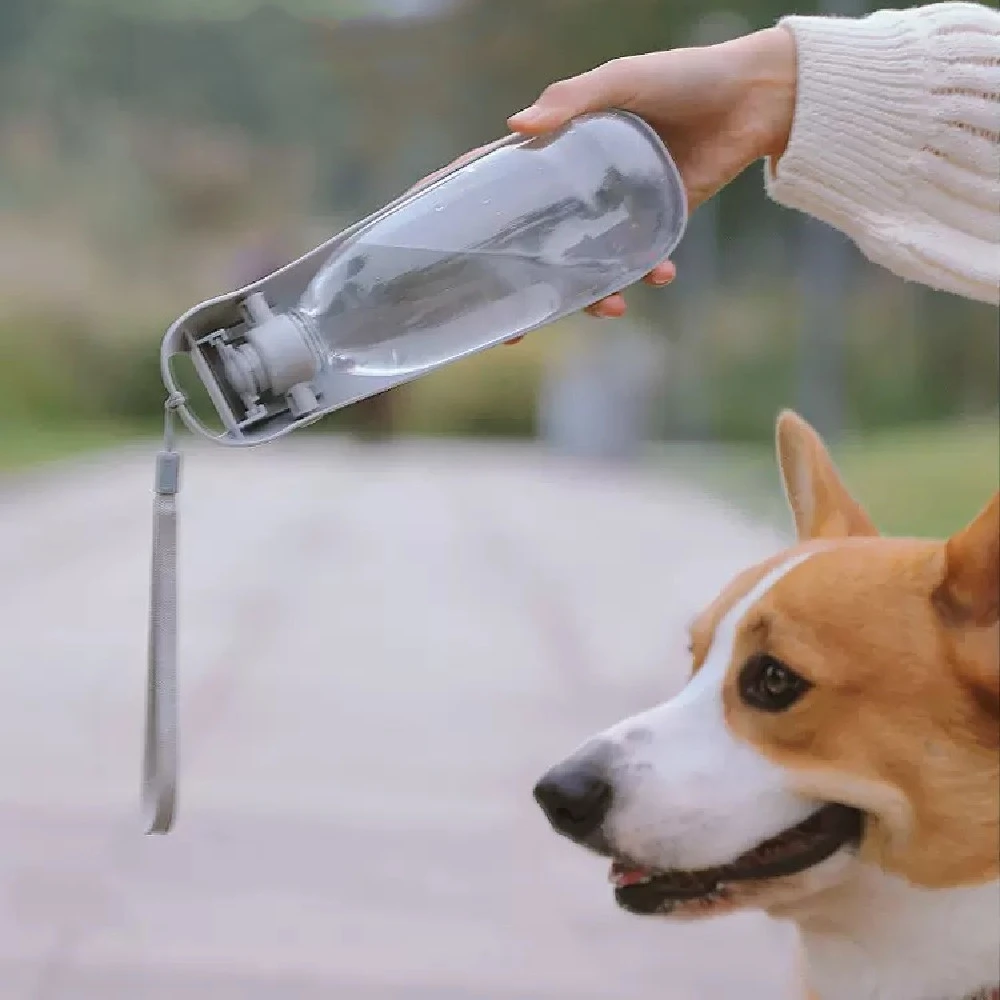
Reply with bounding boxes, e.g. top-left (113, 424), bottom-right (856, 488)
top-left (533, 411), bottom-right (999, 1000)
